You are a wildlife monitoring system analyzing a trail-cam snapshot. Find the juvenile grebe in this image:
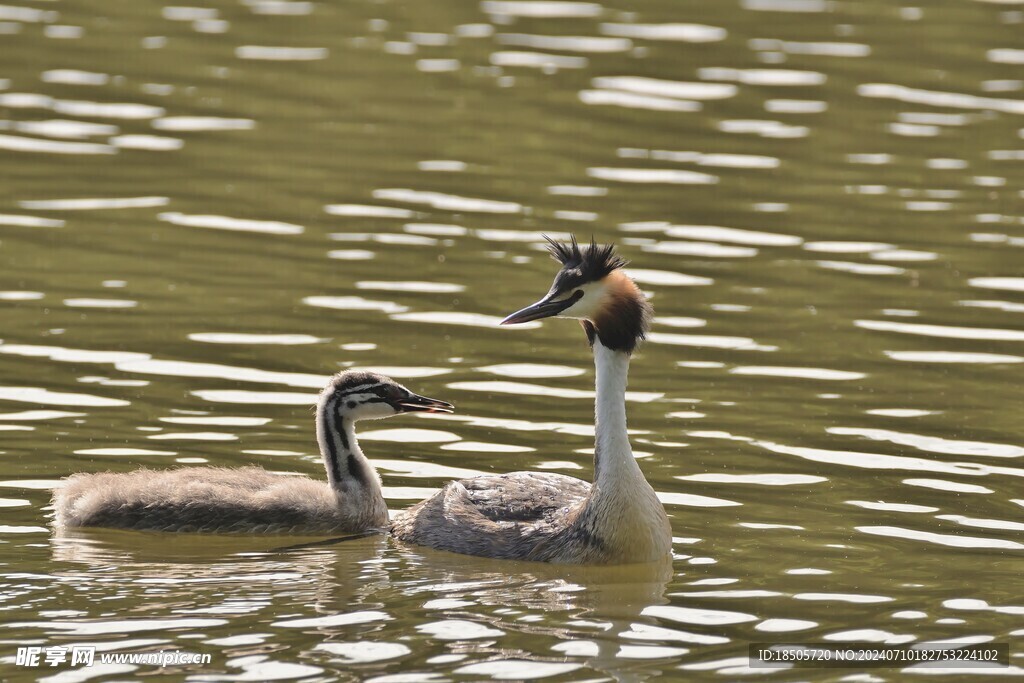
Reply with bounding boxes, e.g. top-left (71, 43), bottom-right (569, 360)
top-left (391, 237), bottom-right (671, 564)
top-left (53, 371), bottom-right (453, 534)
